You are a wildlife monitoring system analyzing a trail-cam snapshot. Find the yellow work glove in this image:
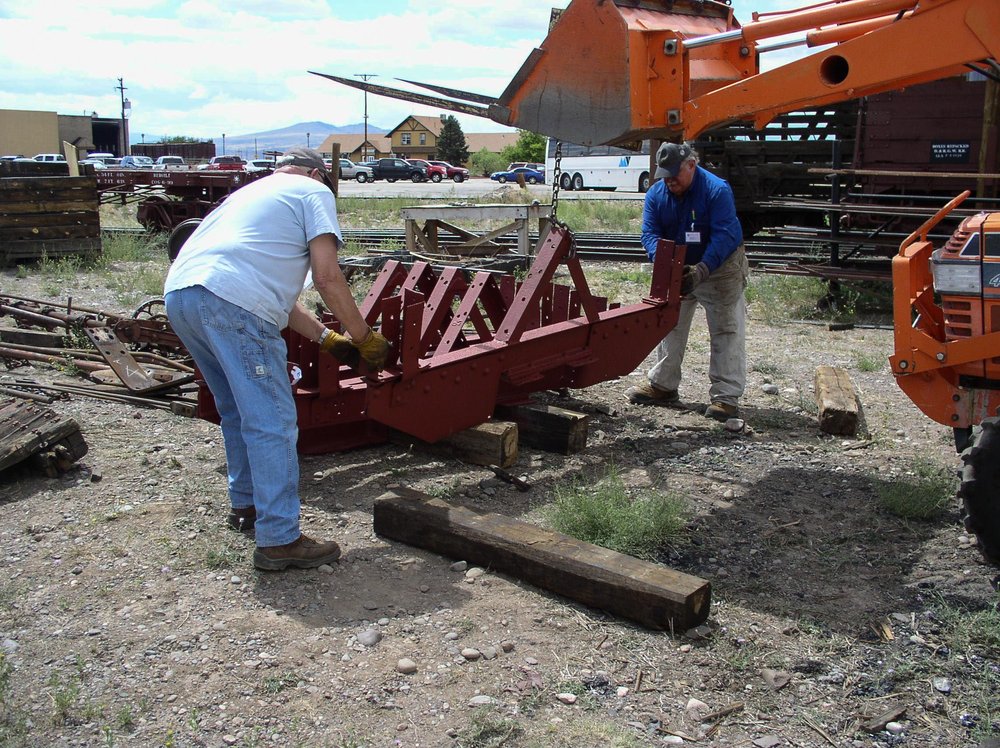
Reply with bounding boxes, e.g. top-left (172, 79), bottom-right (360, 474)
top-left (353, 328), bottom-right (390, 371)
top-left (318, 329), bottom-right (360, 368)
